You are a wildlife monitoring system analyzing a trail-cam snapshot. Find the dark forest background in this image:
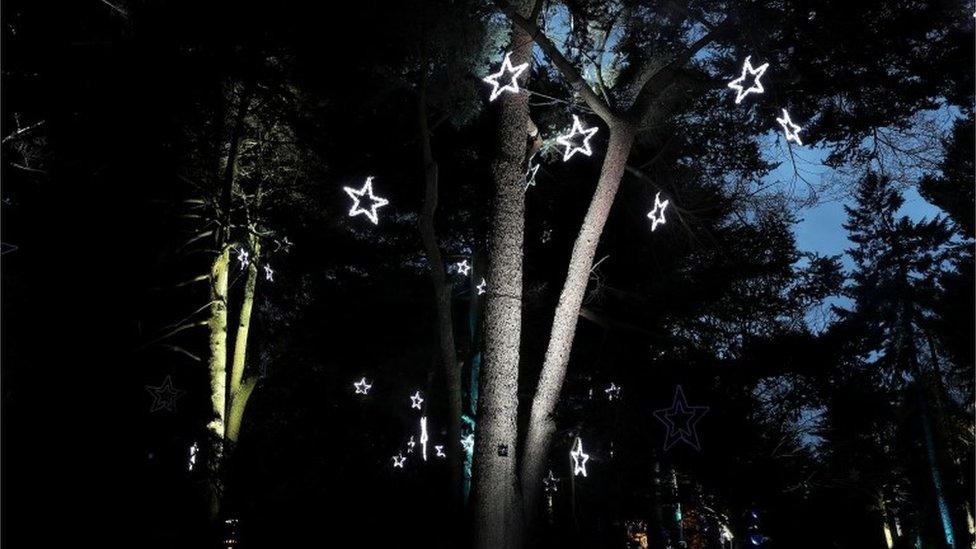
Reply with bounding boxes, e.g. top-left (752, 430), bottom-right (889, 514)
top-left (1, 0), bottom-right (973, 547)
